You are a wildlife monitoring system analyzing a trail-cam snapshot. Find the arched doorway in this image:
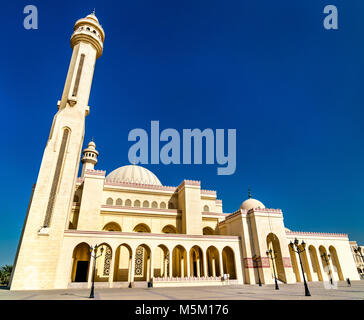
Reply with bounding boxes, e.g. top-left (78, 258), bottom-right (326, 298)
top-left (93, 243), bottom-right (112, 282)
top-left (172, 245), bottom-right (187, 277)
top-left (71, 242), bottom-right (90, 282)
top-left (154, 245), bottom-right (170, 277)
top-left (206, 246), bottom-right (221, 277)
top-left (189, 246), bottom-right (204, 277)
top-left (329, 246), bottom-right (344, 281)
top-left (266, 233), bottom-right (286, 283)
top-left (308, 245), bottom-right (323, 281)
top-left (288, 244), bottom-right (301, 282)
top-left (134, 244), bottom-right (152, 281)
top-left (222, 246), bottom-right (236, 279)
top-left (114, 244), bottom-right (132, 282)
